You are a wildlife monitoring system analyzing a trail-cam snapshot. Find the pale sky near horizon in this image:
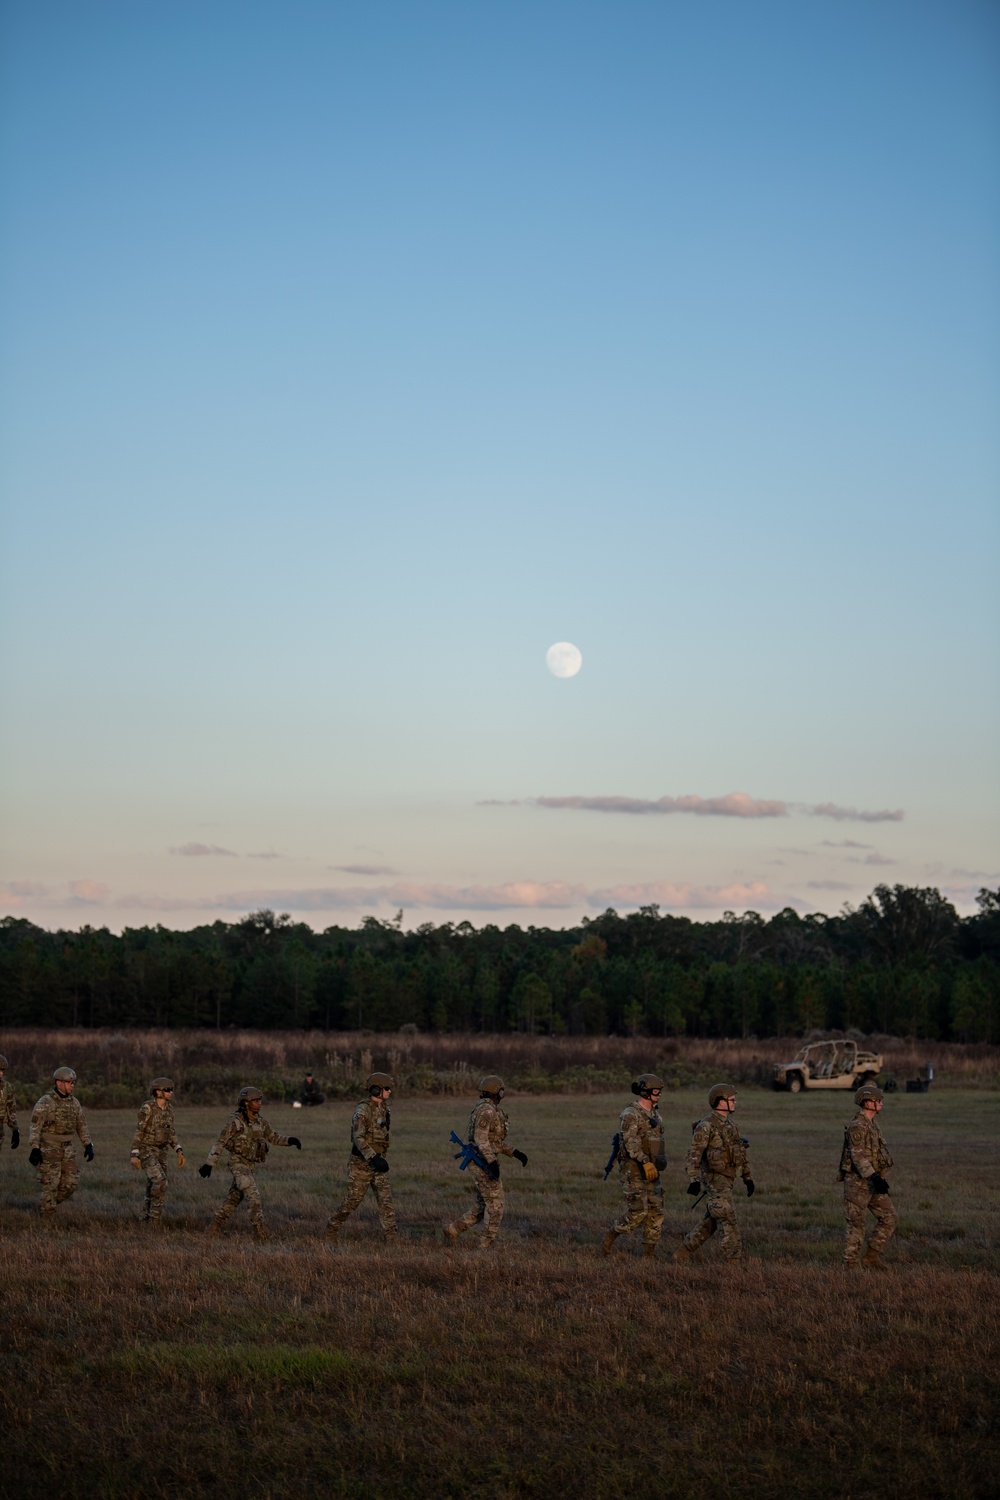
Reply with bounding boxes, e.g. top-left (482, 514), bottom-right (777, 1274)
top-left (1, 0), bottom-right (998, 933)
